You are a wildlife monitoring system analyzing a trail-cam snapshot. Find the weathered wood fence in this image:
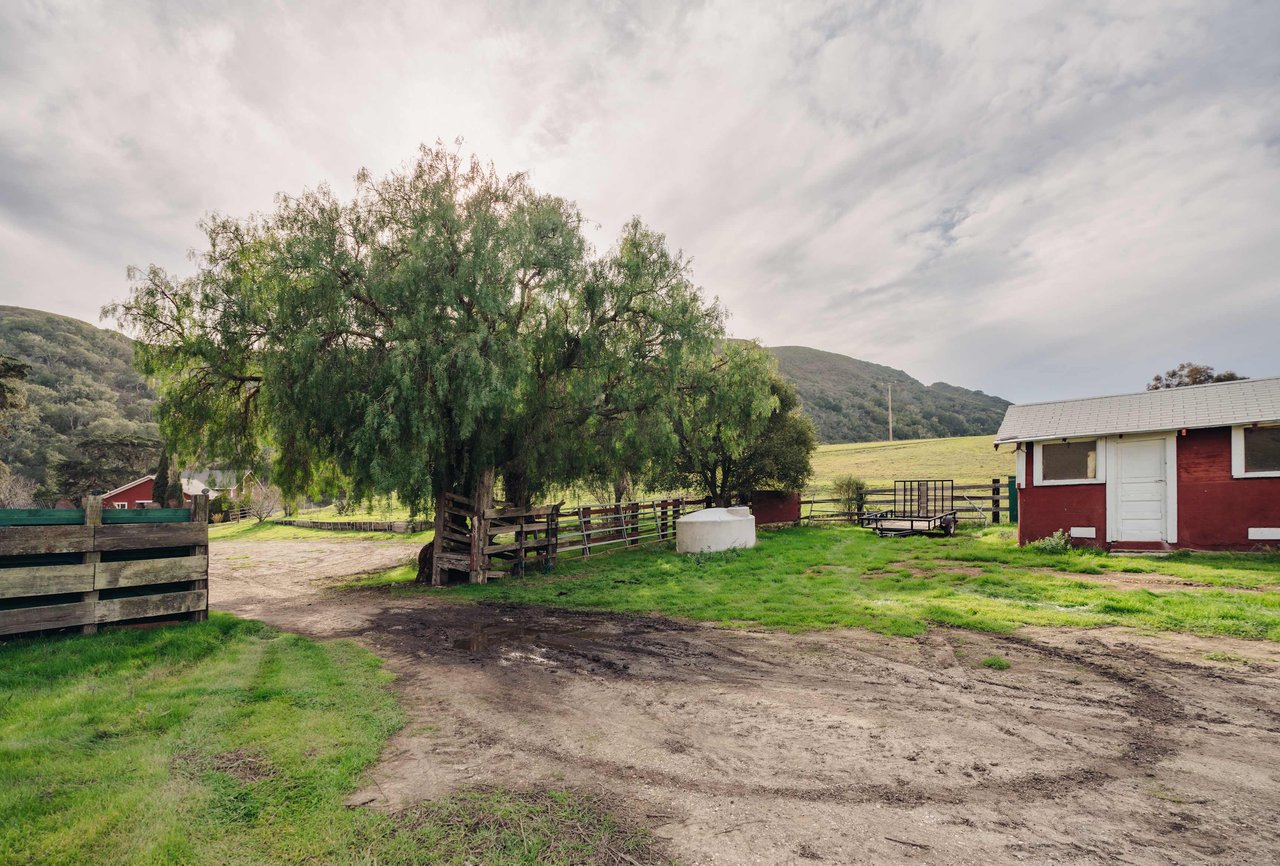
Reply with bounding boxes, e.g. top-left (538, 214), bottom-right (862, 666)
top-left (274, 518), bottom-right (420, 533)
top-left (0, 495), bottom-right (209, 639)
top-left (430, 489), bottom-right (707, 585)
top-left (803, 477), bottom-right (1018, 525)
